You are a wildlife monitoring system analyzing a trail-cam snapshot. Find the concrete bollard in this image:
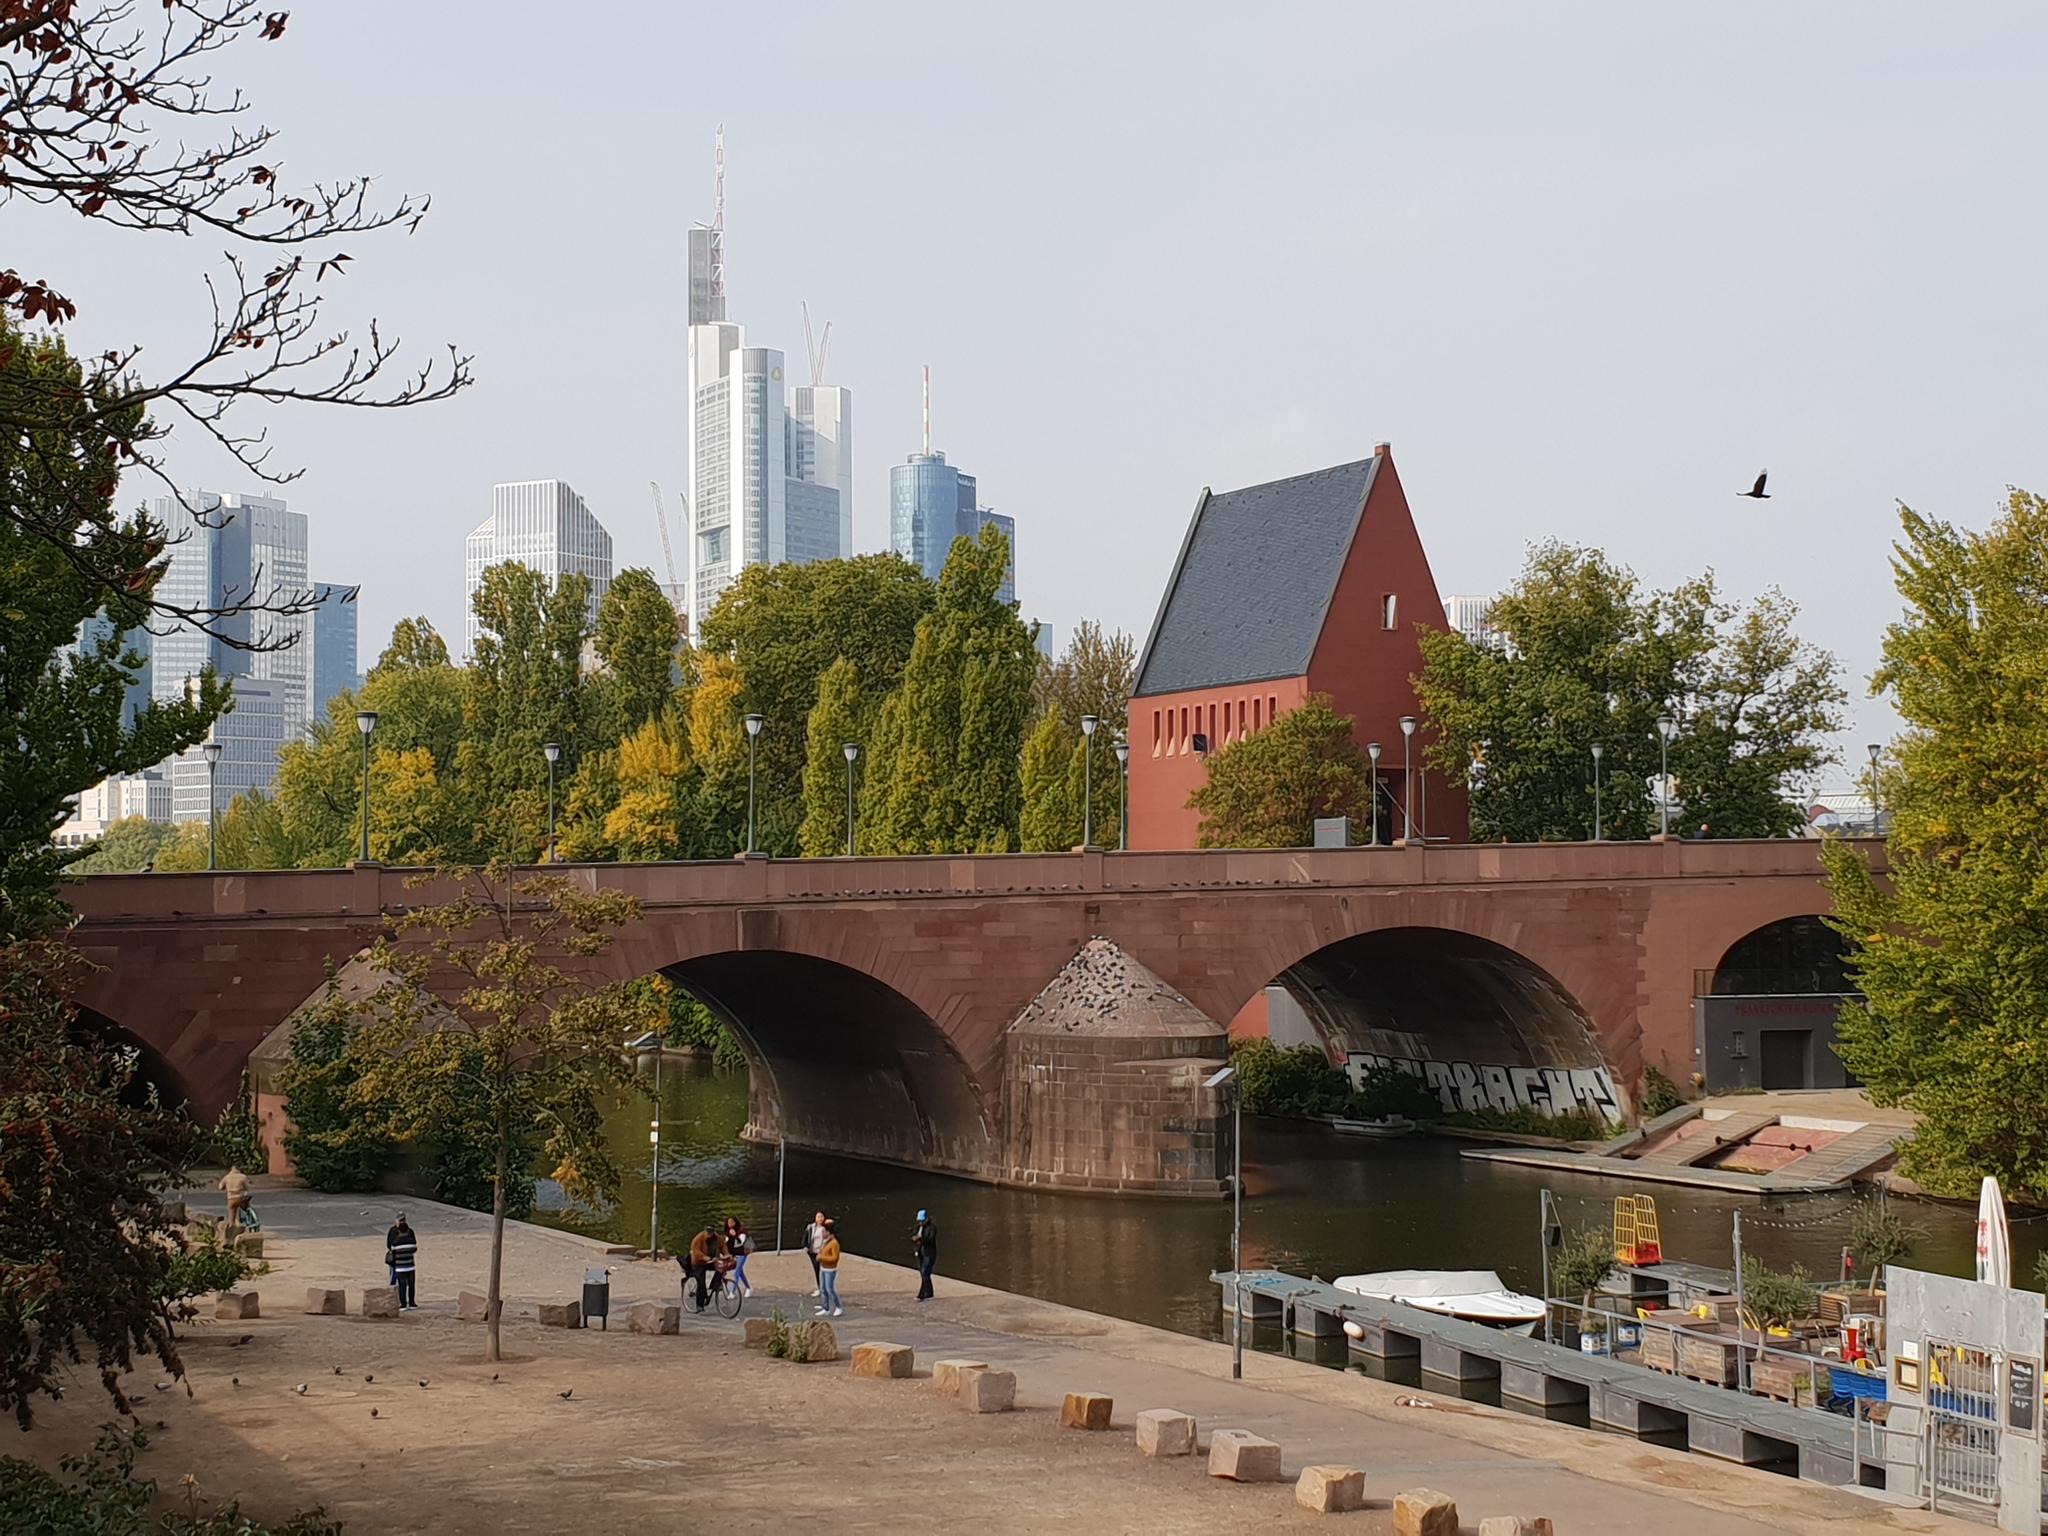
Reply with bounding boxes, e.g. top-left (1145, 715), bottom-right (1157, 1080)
top-left (1394, 1488), bottom-right (1459, 1536)
top-left (1135, 1408), bottom-right (1196, 1457)
top-left (214, 1291), bottom-right (260, 1321)
top-left (1477, 1520), bottom-right (1553, 1536)
top-left (1207, 1428), bottom-right (1283, 1483)
top-left (627, 1300), bottom-right (681, 1335)
top-left (537, 1300), bottom-right (581, 1329)
top-left (851, 1343), bottom-right (915, 1379)
top-left (457, 1290), bottom-right (491, 1324)
top-left (1060, 1392), bottom-right (1114, 1430)
top-left (361, 1286), bottom-right (400, 1319)
top-left (961, 1368), bottom-right (1016, 1413)
top-left (932, 1359), bottom-right (988, 1395)
top-left (303, 1288), bottom-right (345, 1316)
top-left (1296, 1466), bottom-right (1366, 1514)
